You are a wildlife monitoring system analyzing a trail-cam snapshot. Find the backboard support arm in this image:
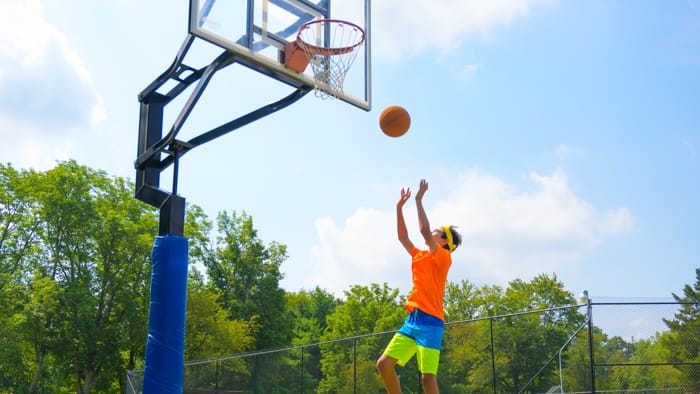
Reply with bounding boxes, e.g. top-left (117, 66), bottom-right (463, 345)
top-left (135, 34), bottom-right (311, 235)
